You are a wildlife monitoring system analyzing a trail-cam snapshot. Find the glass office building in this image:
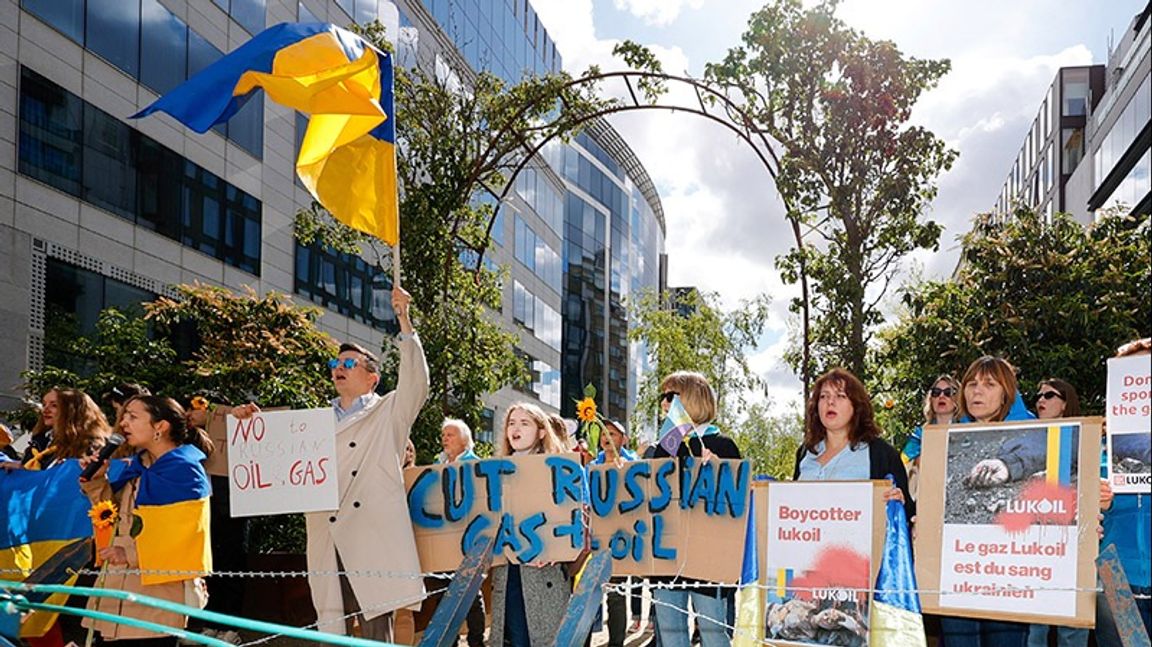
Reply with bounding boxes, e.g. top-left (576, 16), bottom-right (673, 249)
top-left (1, 0), bottom-right (664, 428)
